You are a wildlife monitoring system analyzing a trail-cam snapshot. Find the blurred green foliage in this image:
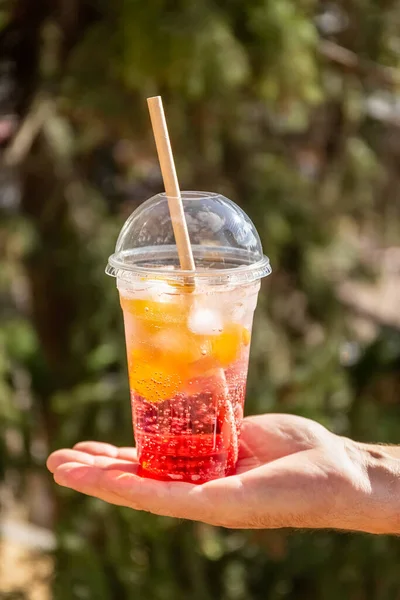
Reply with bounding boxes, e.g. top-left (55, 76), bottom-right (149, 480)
top-left (1, 1), bottom-right (400, 598)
